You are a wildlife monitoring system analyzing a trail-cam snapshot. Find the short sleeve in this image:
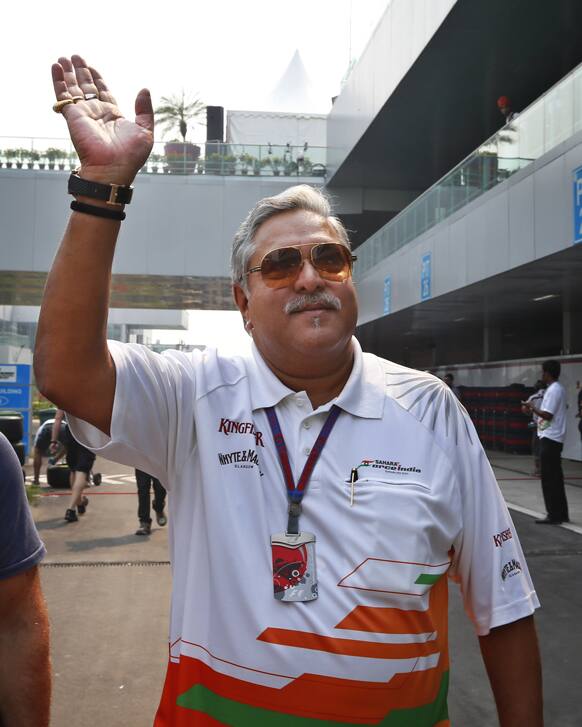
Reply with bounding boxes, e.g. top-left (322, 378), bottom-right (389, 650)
top-left (541, 386), bottom-right (559, 416)
top-left (0, 434), bottom-right (46, 580)
top-left (67, 341), bottom-right (199, 488)
top-left (448, 408), bottom-right (540, 635)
